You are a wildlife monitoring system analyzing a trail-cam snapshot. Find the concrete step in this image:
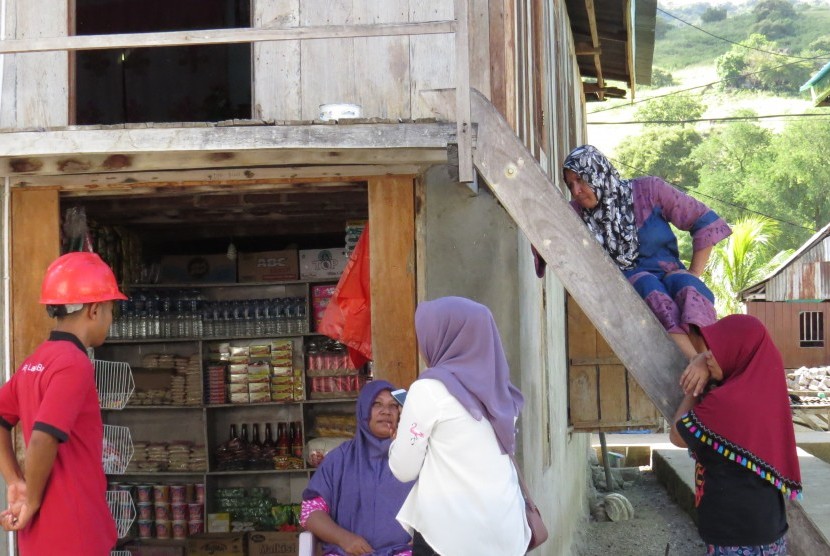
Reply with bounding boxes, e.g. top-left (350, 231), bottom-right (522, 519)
top-left (592, 433), bottom-right (830, 556)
